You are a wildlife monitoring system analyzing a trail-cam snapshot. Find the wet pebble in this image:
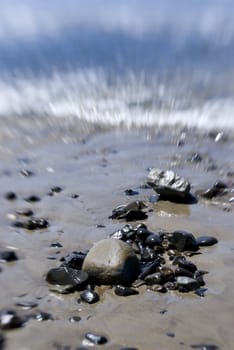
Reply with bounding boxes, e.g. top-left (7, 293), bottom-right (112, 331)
top-left (0, 333), bottom-right (5, 349)
top-left (0, 251), bottom-right (18, 262)
top-left (80, 288), bottom-right (99, 304)
top-left (120, 348), bottom-right (139, 350)
top-left (61, 251), bottom-right (86, 270)
top-left (124, 189), bottom-right (139, 196)
top-left (46, 267), bottom-right (88, 294)
top-left (166, 332), bottom-right (175, 338)
top-left (176, 276), bottom-right (200, 292)
top-left (16, 208), bottom-right (34, 217)
top-left (114, 285), bottom-right (139, 296)
top-left (170, 230), bottom-right (198, 252)
top-left (50, 242), bottom-right (63, 248)
top-left (196, 236), bottom-right (218, 247)
top-left (68, 316), bottom-right (81, 323)
top-left (20, 169), bottom-right (34, 177)
top-left (23, 217), bottom-right (49, 230)
top-left (84, 332), bottom-right (108, 345)
top-left (0, 310), bottom-right (23, 330)
top-left (51, 186), bottom-right (63, 193)
top-left (190, 344), bottom-right (219, 350)
top-left (24, 195), bottom-right (41, 203)
top-left (5, 192), bottom-right (17, 200)
top-left (33, 311), bottom-right (53, 321)
top-left (145, 234), bottom-right (162, 247)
